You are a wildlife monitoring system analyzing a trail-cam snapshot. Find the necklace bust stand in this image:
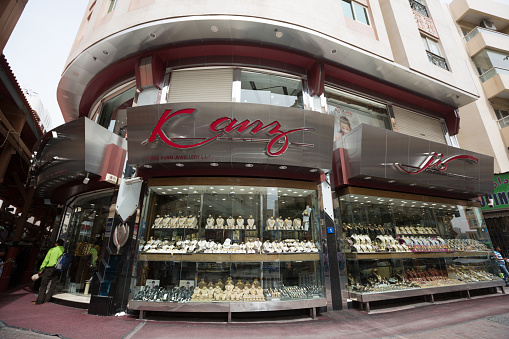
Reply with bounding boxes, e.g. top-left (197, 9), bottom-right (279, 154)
top-left (226, 216), bottom-right (235, 229)
top-left (247, 215), bottom-right (256, 230)
top-left (276, 217), bottom-right (284, 230)
top-left (293, 218), bottom-right (302, 230)
top-left (161, 215), bottom-right (171, 228)
top-left (206, 215), bottom-right (214, 229)
top-left (285, 217), bottom-right (293, 230)
top-left (216, 216), bottom-right (224, 229)
top-left (170, 216), bottom-right (178, 228)
top-left (266, 217), bottom-right (275, 230)
top-left (236, 216), bottom-right (245, 230)
top-left (153, 215), bottom-right (162, 228)
top-left (187, 215), bottom-right (197, 229)
top-left (178, 216), bottom-right (186, 228)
